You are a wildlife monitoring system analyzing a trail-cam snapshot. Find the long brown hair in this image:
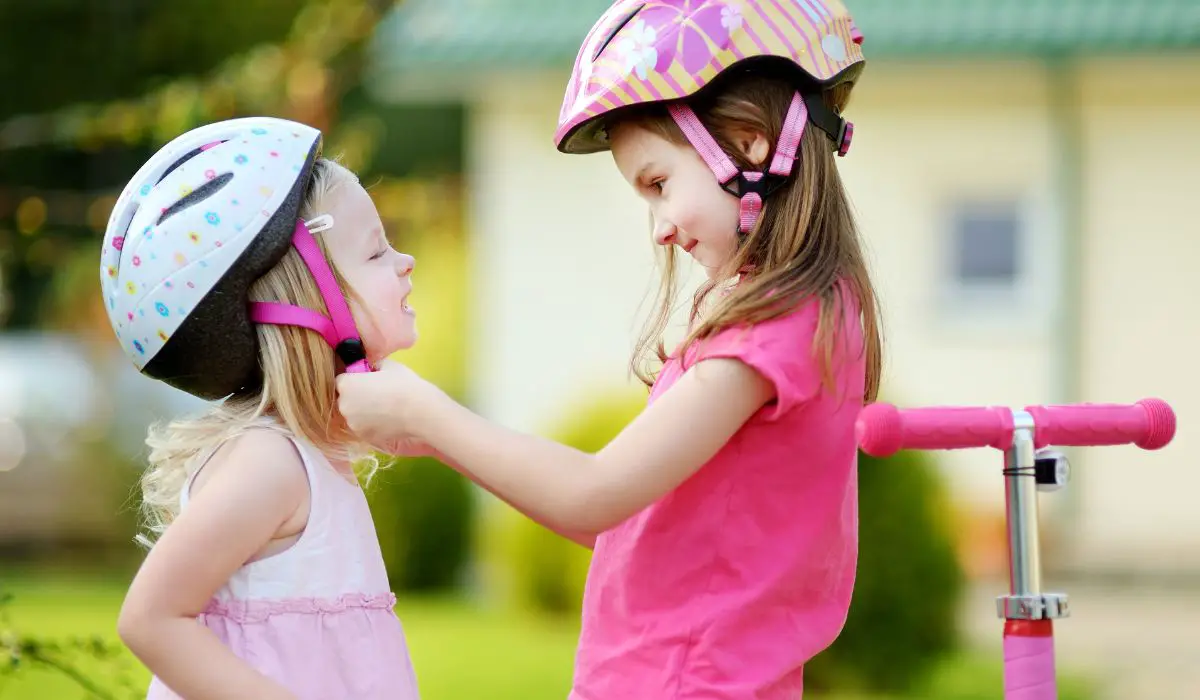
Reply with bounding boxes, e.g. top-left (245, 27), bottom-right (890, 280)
top-left (613, 72), bottom-right (882, 403)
